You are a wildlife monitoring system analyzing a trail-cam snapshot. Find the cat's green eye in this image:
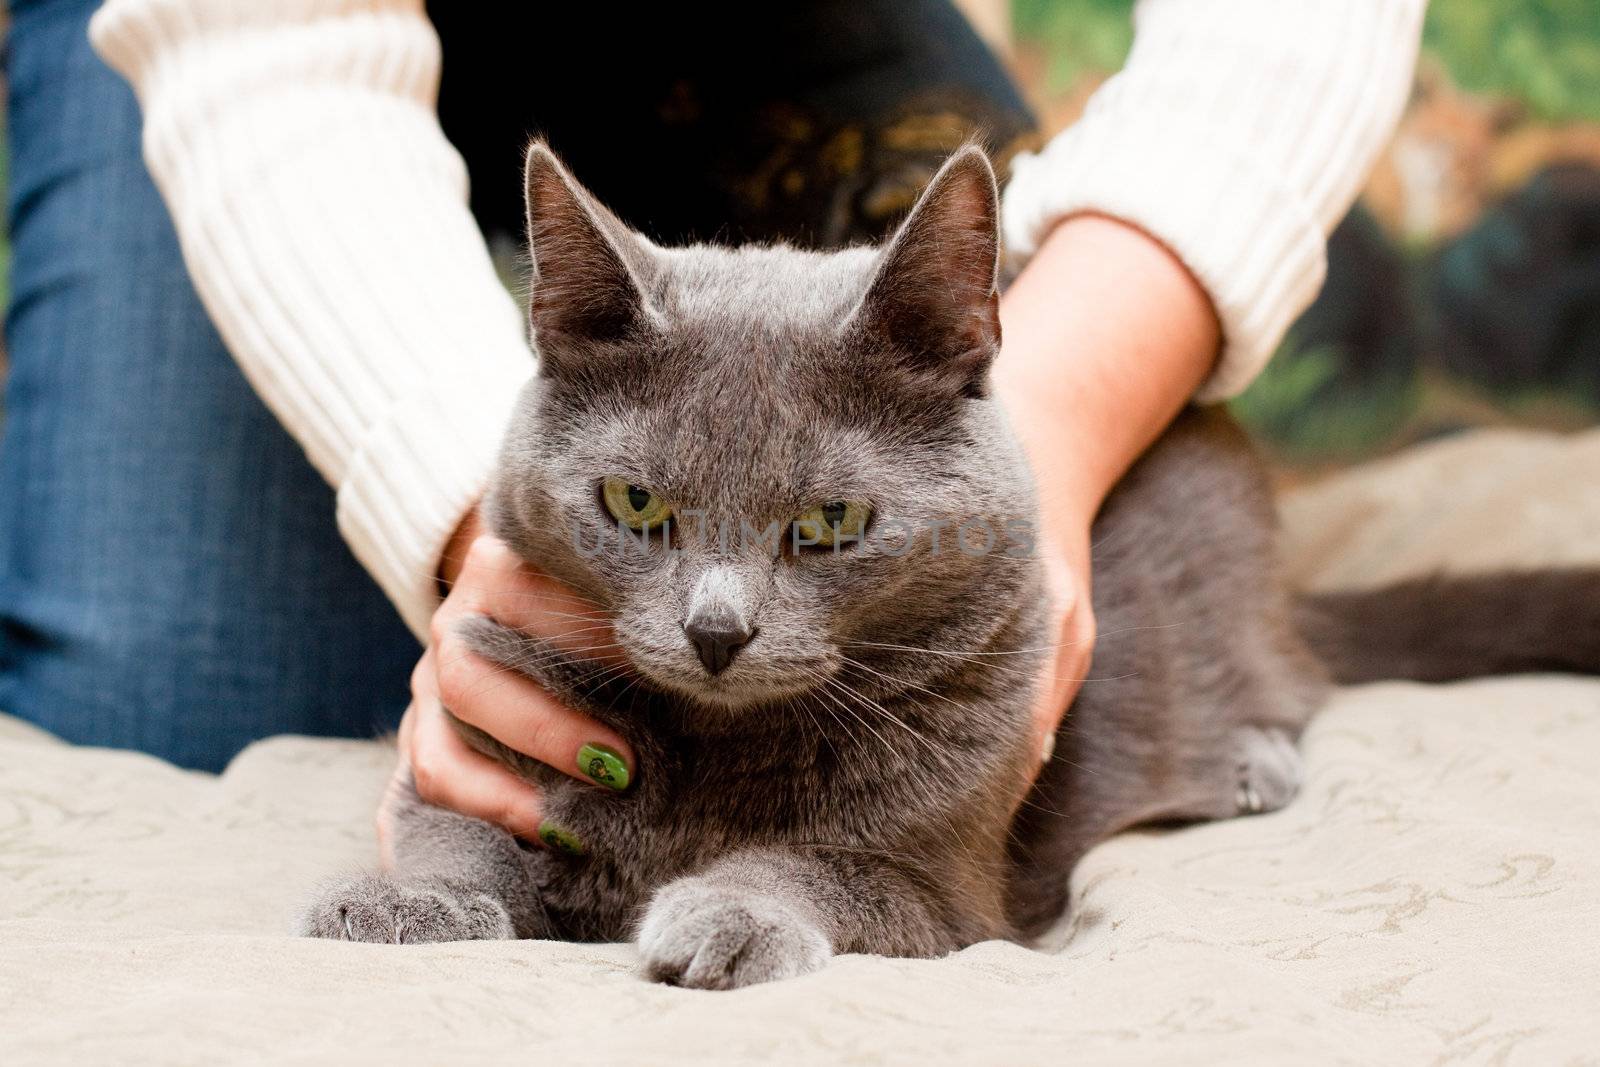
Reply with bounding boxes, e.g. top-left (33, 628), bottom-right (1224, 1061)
top-left (602, 477), bottom-right (672, 531)
top-left (792, 500), bottom-right (871, 548)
